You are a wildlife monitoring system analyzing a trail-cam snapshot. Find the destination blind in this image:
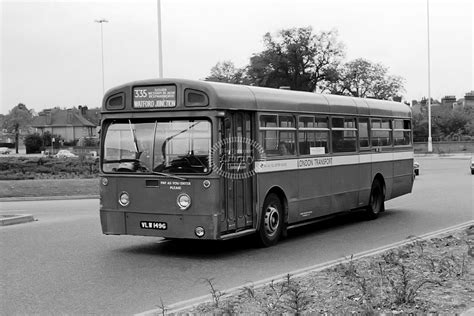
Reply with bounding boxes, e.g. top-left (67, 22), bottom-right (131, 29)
top-left (133, 85), bottom-right (176, 108)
